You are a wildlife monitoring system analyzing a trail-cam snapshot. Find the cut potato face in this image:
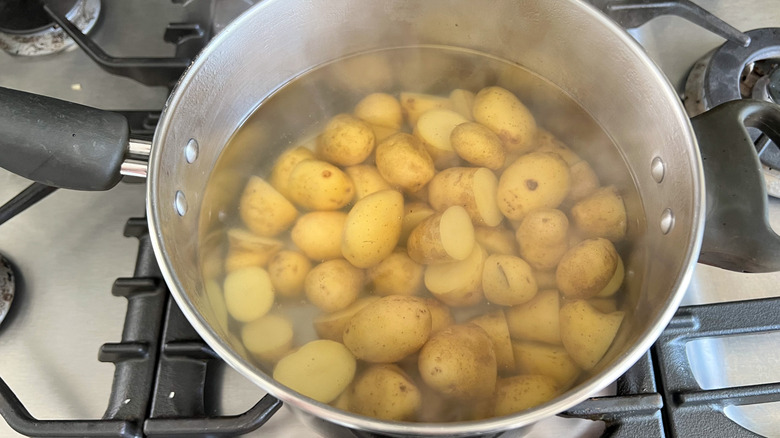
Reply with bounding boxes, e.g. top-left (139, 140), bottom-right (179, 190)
top-left (512, 341), bottom-right (580, 388)
top-left (400, 202), bottom-right (435, 246)
top-left (223, 267), bottom-right (275, 323)
top-left (474, 226), bottom-right (518, 256)
top-left (505, 289), bottom-right (561, 345)
top-left (273, 340), bottom-right (356, 403)
top-left (242, 314), bottom-right (295, 363)
top-left (428, 167), bottom-right (503, 227)
top-left (448, 89), bottom-right (475, 120)
top-left (407, 206), bottom-right (475, 264)
top-left (414, 109), bottom-right (469, 169)
top-left (469, 310), bottom-right (516, 374)
top-left (597, 256), bottom-right (624, 298)
top-left (559, 300), bottom-right (625, 370)
top-left (423, 298), bottom-right (455, 333)
top-left (400, 92), bottom-right (453, 125)
top-left (424, 243), bottom-right (487, 307)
